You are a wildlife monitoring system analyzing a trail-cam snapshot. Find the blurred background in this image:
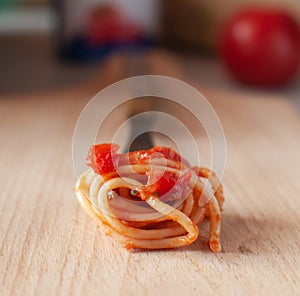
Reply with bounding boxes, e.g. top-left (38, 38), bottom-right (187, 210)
top-left (0, 0), bottom-right (300, 98)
